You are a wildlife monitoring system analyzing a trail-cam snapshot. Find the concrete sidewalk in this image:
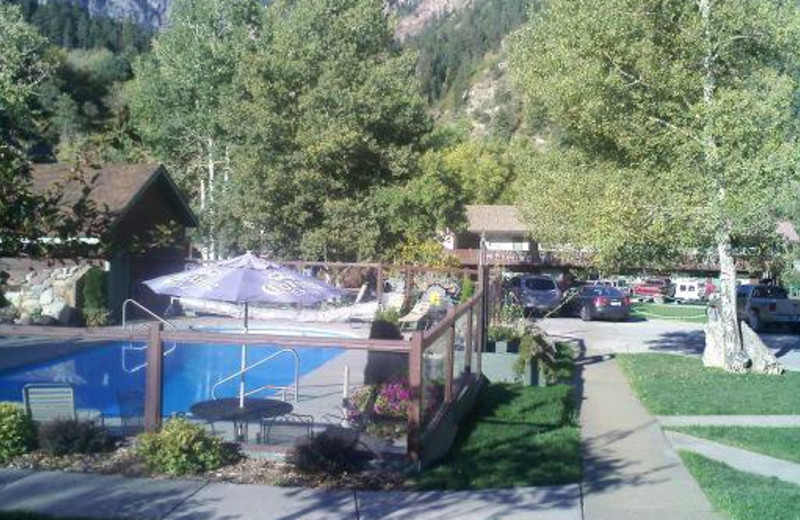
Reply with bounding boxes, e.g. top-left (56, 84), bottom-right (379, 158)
top-left (667, 430), bottom-right (800, 486)
top-left (579, 355), bottom-right (721, 520)
top-left (0, 469), bottom-right (582, 520)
